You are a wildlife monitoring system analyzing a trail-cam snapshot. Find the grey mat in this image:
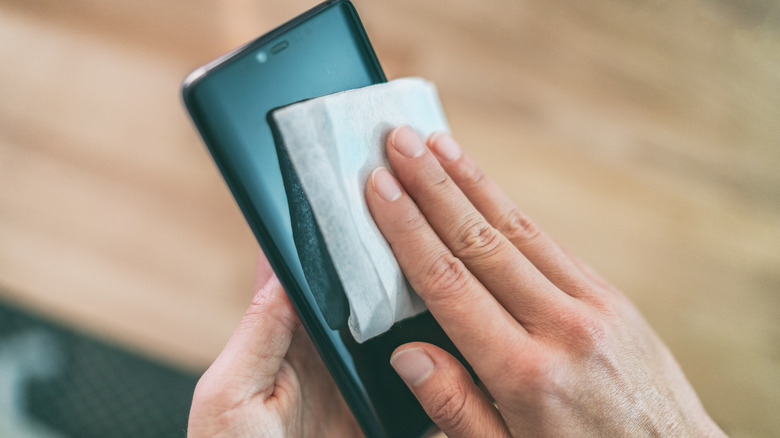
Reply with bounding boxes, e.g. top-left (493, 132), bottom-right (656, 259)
top-left (0, 299), bottom-right (198, 438)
